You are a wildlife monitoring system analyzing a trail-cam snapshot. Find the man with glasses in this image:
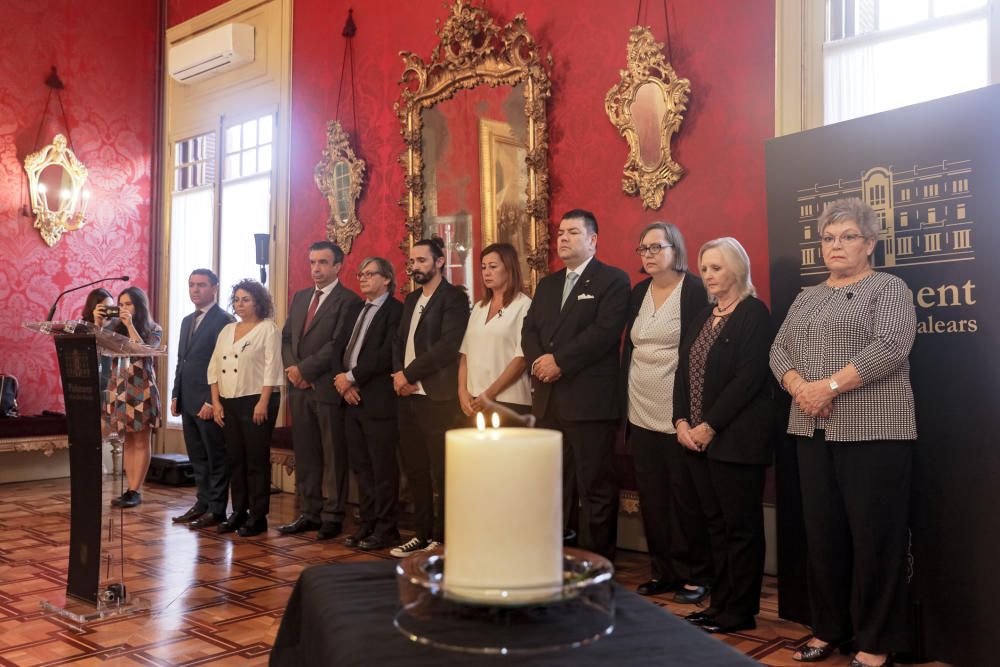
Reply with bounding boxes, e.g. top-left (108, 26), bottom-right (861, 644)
top-left (521, 209), bottom-right (630, 560)
top-left (331, 258), bottom-right (404, 550)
